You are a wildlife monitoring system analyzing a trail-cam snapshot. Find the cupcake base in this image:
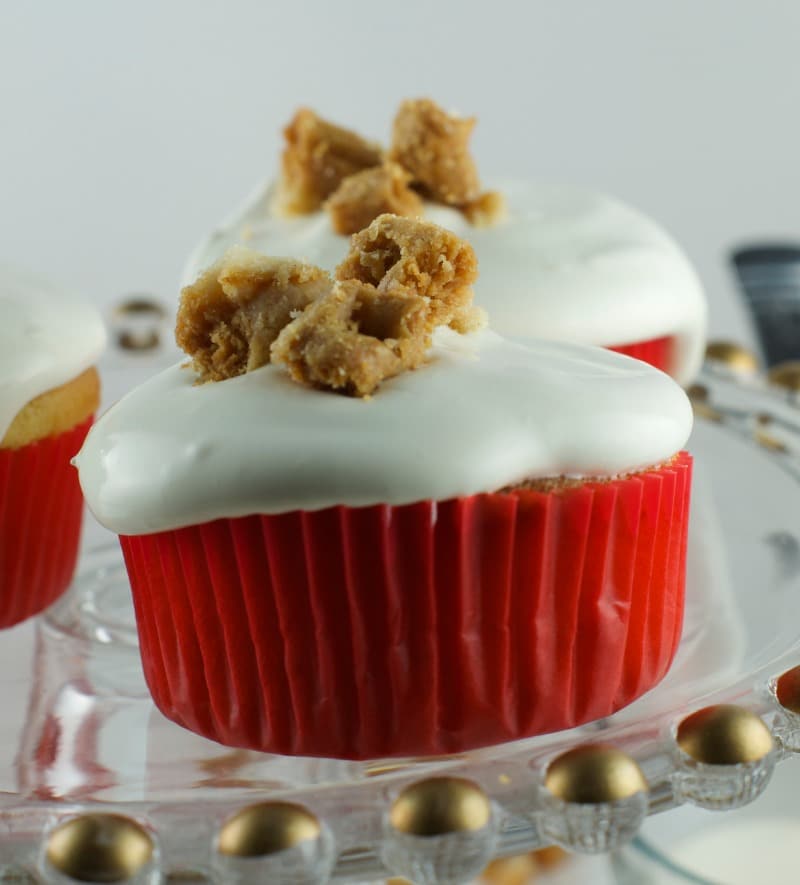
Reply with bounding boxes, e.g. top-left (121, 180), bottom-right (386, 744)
top-left (121, 453), bottom-right (692, 759)
top-left (0, 417), bottom-right (93, 629)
